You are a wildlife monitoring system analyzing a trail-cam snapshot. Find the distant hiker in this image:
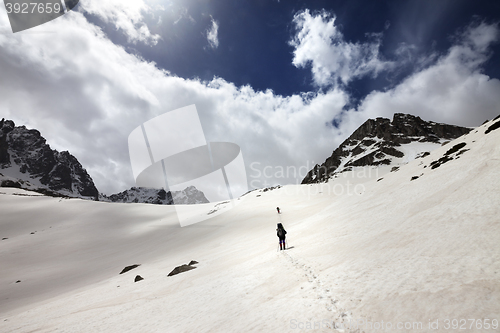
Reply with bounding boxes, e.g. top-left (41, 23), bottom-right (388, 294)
top-left (276, 207), bottom-right (280, 214)
top-left (277, 223), bottom-right (287, 250)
